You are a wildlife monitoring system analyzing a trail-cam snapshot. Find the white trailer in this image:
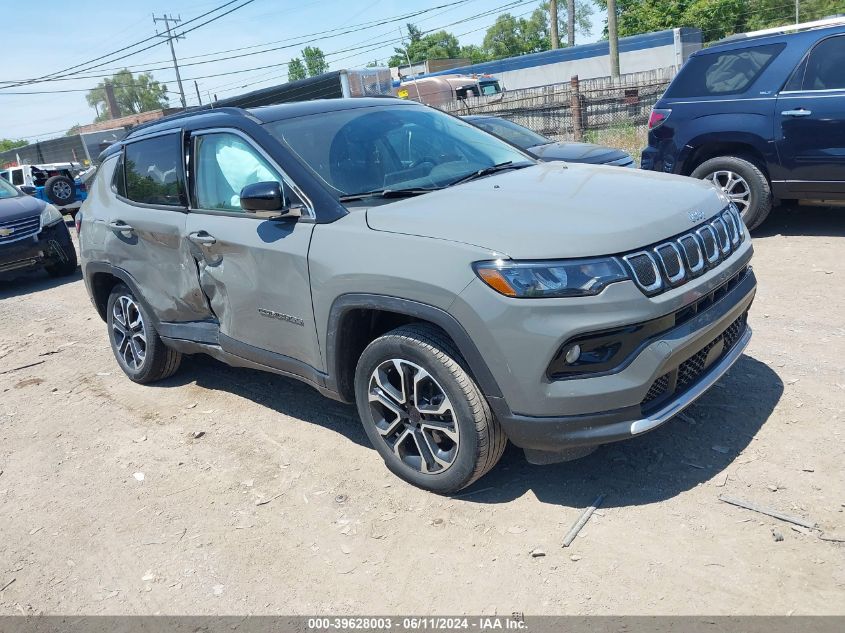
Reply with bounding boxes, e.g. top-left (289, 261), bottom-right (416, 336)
top-left (418, 28), bottom-right (702, 91)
